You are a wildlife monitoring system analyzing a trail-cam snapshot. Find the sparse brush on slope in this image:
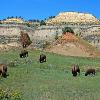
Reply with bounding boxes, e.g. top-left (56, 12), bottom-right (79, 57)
top-left (76, 36), bottom-right (100, 57)
top-left (46, 33), bottom-right (100, 57)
